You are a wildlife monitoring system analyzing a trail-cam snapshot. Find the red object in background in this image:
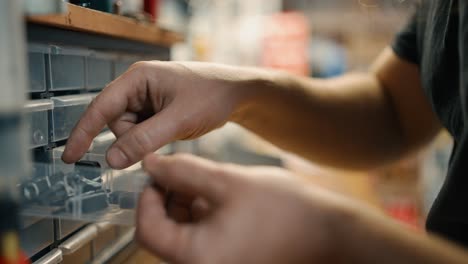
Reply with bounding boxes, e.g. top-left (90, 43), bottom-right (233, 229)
top-left (144, 0), bottom-right (160, 22)
top-left (0, 252), bottom-right (29, 264)
top-left (385, 200), bottom-right (421, 230)
top-left (262, 12), bottom-right (310, 76)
